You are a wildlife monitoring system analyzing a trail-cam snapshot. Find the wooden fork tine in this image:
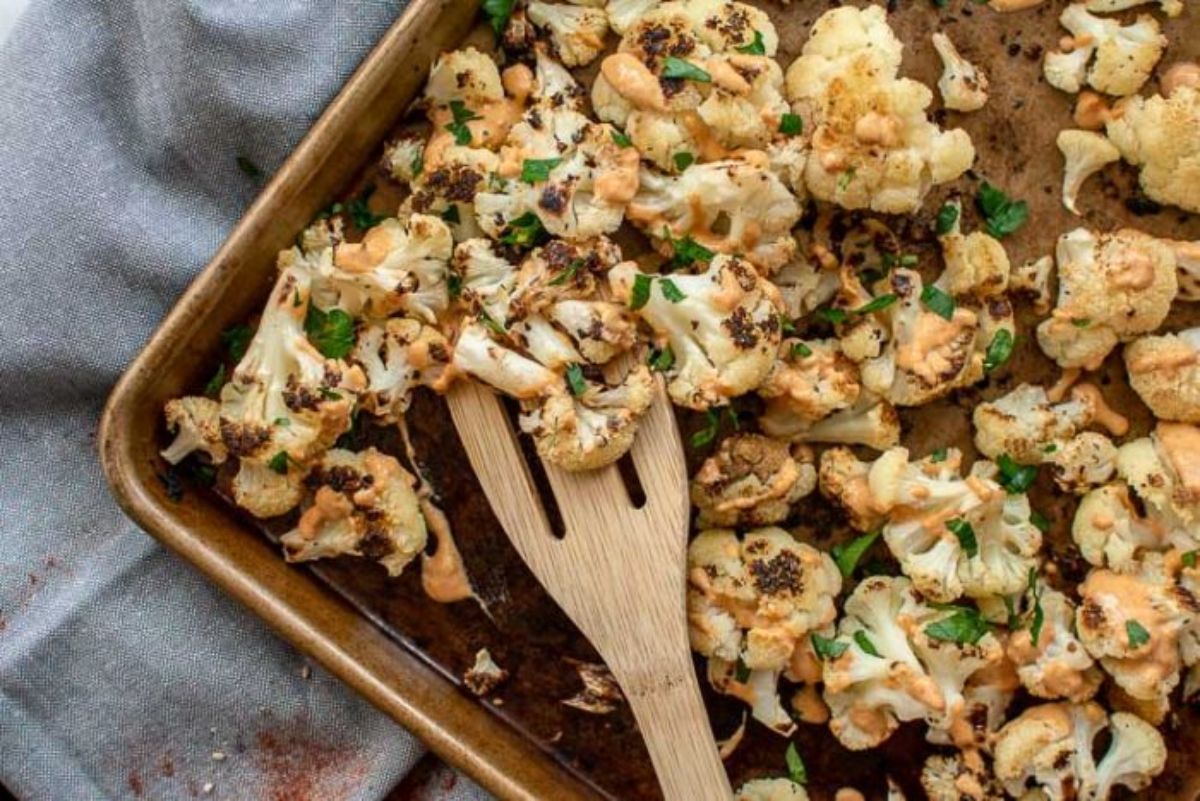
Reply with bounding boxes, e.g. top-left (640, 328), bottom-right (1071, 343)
top-left (542, 461), bottom-right (630, 536)
top-left (629, 376), bottom-right (689, 524)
